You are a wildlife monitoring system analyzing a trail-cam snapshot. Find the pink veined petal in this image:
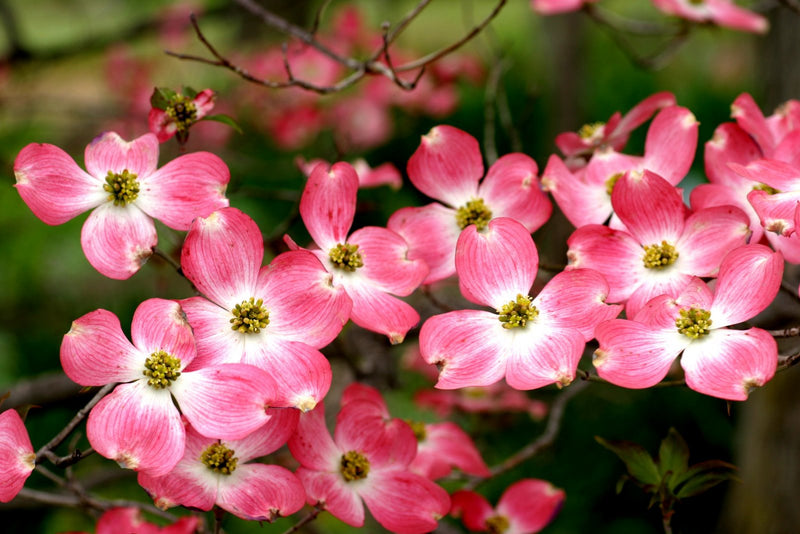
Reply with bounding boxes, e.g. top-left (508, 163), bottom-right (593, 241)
top-left (180, 296), bottom-right (244, 370)
top-left (642, 106), bottom-right (699, 185)
top-left (504, 326), bottom-right (585, 389)
top-left (343, 281), bottom-right (420, 344)
top-left (554, 131), bottom-right (593, 159)
top-left (625, 272), bottom-right (695, 320)
top-left (80, 203), bottom-right (156, 280)
top-left (341, 383), bottom-right (390, 416)
top-left (181, 207), bottom-right (262, 309)
top-left (239, 337), bottom-right (332, 411)
top-left (170, 363), bottom-right (276, 440)
top-left (296, 468), bottom-right (364, 526)
top-left (95, 508), bottom-right (158, 534)
top-left (584, 149), bottom-right (642, 189)
top-left (633, 278), bottom-right (714, 329)
top-left (681, 328), bottom-right (777, 401)
top-left (456, 217), bottom-right (538, 309)
top-left (594, 319), bottom-right (688, 389)
top-left (497, 479), bottom-right (565, 533)
top-left (774, 130), bottom-right (800, 168)
top-left (419, 311), bottom-right (507, 389)
top-left (450, 490), bottom-right (494, 531)
top-left (732, 93), bottom-right (775, 156)
top-left (566, 225), bottom-right (645, 304)
top-left (0, 410), bottom-right (35, 503)
top-left (411, 422), bottom-right (490, 480)
top-left (361, 469), bottom-right (450, 534)
top-left (335, 402), bottom-right (417, 469)
top-left (748, 189), bottom-right (800, 236)
top-left (217, 464), bottom-right (306, 521)
top-left (300, 162), bottom-right (359, 250)
top-left (704, 122), bottom-right (763, 187)
top-left (542, 155), bottom-right (612, 228)
top-left (710, 244), bottom-right (783, 327)
top-left (228, 408), bottom-right (299, 463)
top-left (689, 183), bottom-right (763, 243)
top-left (349, 226), bottom-right (428, 296)
top-left (613, 92), bottom-right (677, 141)
top-left (674, 205), bottom-right (751, 276)
top-left (148, 108), bottom-right (176, 142)
top-left (407, 125), bottom-right (483, 207)
top-left (193, 89), bottom-right (216, 118)
top-left (707, 0), bottom-right (768, 34)
top-left (257, 250), bottom-right (351, 348)
top-left (137, 152), bottom-right (230, 230)
top-left (534, 269), bottom-right (622, 342)
top-left (84, 132), bottom-right (159, 179)
top-left (740, 159), bottom-right (800, 191)
top-left (387, 203), bottom-right (461, 284)
top-left (61, 309), bottom-right (144, 385)
top-left (130, 299), bottom-right (196, 369)
top-left (612, 170), bottom-right (685, 246)
top-left (87, 382), bottom-right (184, 476)
top-left (289, 403), bottom-right (341, 472)
top-left (352, 159), bottom-right (403, 190)
top-left (14, 143), bottom-right (106, 225)
top-left (479, 153), bottom-right (552, 233)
